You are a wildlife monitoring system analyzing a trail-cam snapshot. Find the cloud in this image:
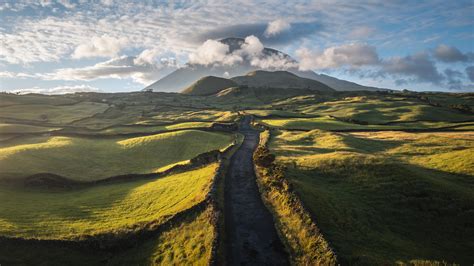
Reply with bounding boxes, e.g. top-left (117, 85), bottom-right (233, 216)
top-left (0, 71), bottom-right (36, 79)
top-left (382, 52), bottom-right (443, 84)
top-left (192, 21), bottom-right (322, 46)
top-left (296, 43), bottom-right (380, 70)
top-left (433, 44), bottom-right (471, 63)
top-left (134, 48), bottom-right (164, 65)
top-left (444, 68), bottom-right (463, 85)
top-left (264, 19), bottom-right (291, 37)
top-left (466, 66), bottom-right (474, 82)
top-left (72, 35), bottom-right (129, 59)
top-left (12, 85), bottom-right (101, 95)
top-left (188, 39), bottom-right (242, 66)
top-left (349, 26), bottom-right (375, 39)
top-left (188, 35), bottom-right (296, 69)
top-left (57, 0), bottom-right (76, 9)
top-left (45, 55), bottom-right (177, 85)
top-left (239, 35), bottom-right (264, 56)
